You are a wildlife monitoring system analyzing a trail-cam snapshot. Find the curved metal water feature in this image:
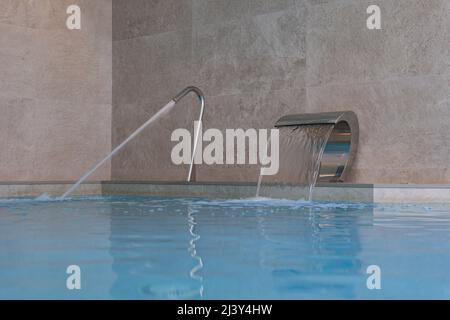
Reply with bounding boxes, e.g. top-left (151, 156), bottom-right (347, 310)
top-left (173, 87), bottom-right (205, 182)
top-left (274, 111), bottom-right (359, 183)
